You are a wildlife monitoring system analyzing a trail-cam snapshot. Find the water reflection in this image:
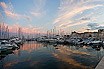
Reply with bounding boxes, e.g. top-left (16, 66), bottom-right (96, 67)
top-left (0, 41), bottom-right (104, 69)
top-left (52, 53), bottom-right (92, 69)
